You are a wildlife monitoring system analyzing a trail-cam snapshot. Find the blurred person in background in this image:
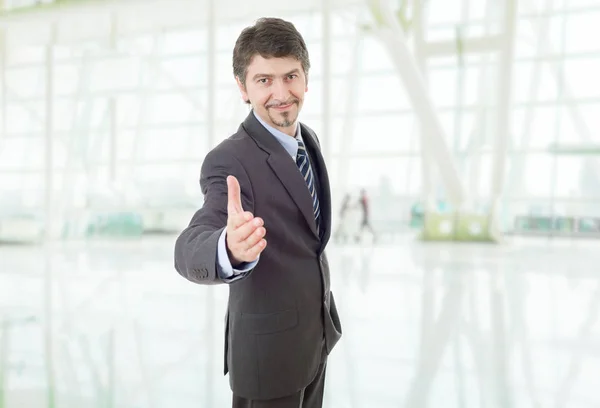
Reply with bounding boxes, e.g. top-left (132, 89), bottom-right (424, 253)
top-left (356, 188), bottom-right (377, 243)
top-left (174, 17), bottom-right (342, 408)
top-left (333, 193), bottom-right (352, 243)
